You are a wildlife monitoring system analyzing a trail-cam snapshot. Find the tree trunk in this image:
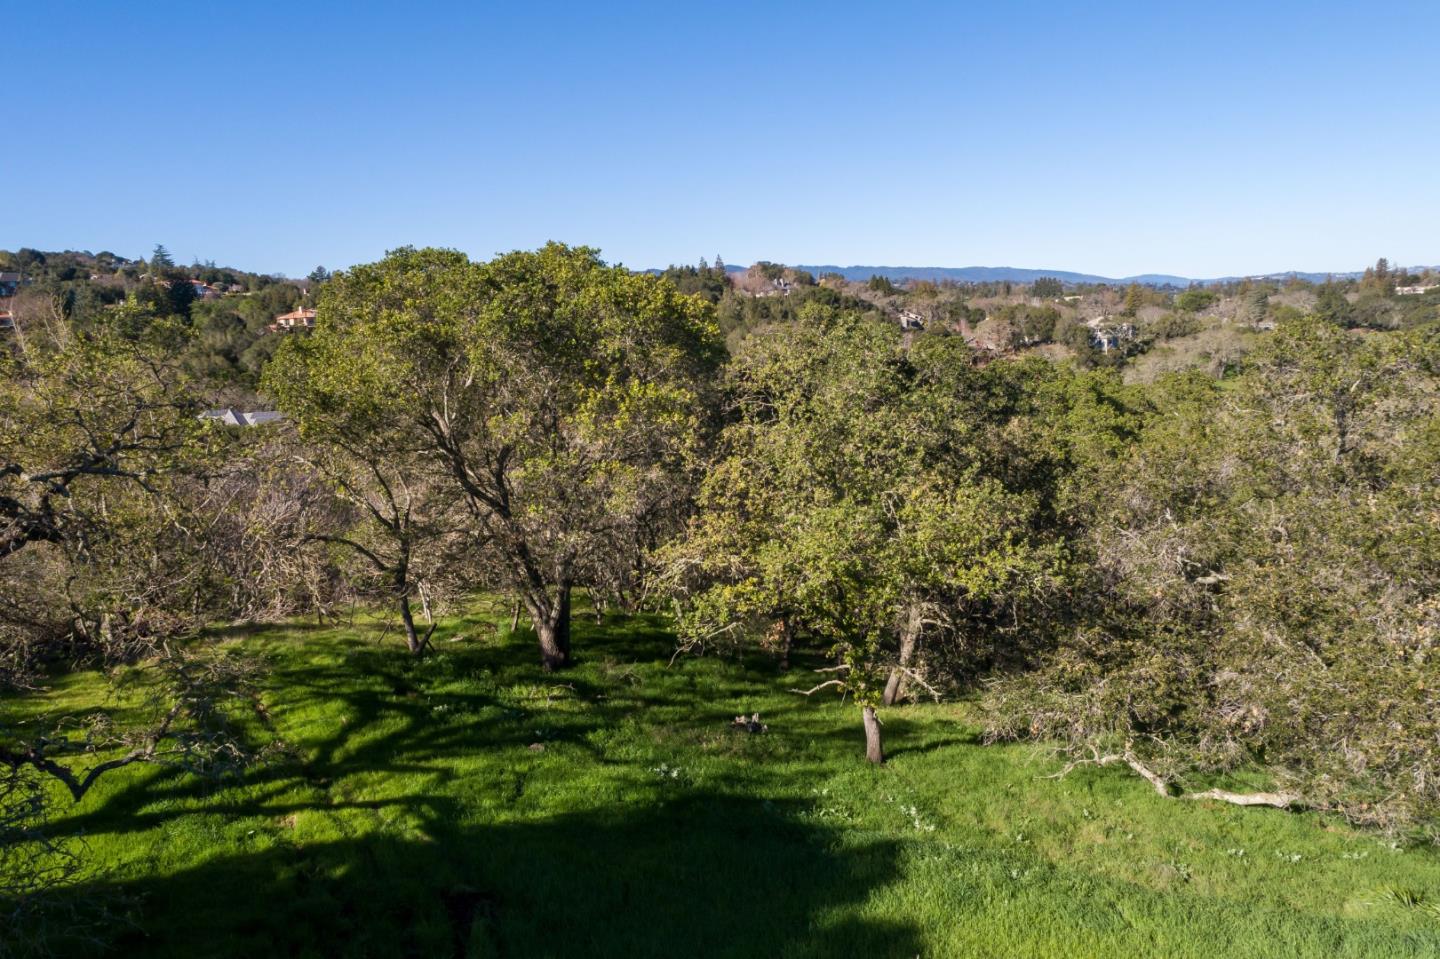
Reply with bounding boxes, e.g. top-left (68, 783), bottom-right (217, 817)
top-left (533, 584), bottom-right (573, 672)
top-left (509, 599), bottom-right (521, 634)
top-left (536, 620), bottom-right (565, 671)
top-left (399, 594), bottom-right (423, 656)
top-left (862, 706), bottom-right (884, 764)
top-left (555, 584), bottom-right (572, 661)
top-left (882, 605), bottom-right (922, 706)
top-left (778, 616), bottom-right (793, 672)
